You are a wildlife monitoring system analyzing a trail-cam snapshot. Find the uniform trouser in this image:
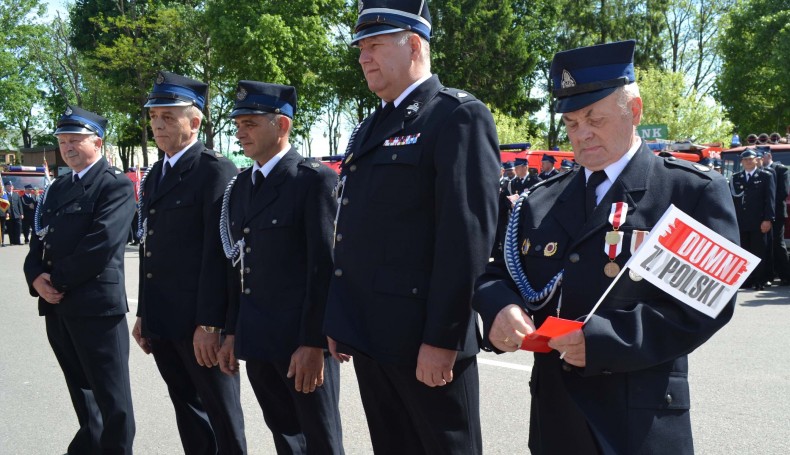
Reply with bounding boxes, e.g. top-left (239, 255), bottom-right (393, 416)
top-left (352, 352), bottom-right (482, 455)
top-left (21, 215), bottom-right (33, 242)
top-left (6, 217), bottom-right (21, 244)
top-left (528, 354), bottom-right (601, 454)
top-left (741, 229), bottom-right (768, 286)
top-left (45, 313), bottom-right (135, 455)
top-left (246, 356), bottom-right (344, 454)
top-left (150, 337), bottom-right (247, 455)
top-left (772, 219), bottom-right (790, 280)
